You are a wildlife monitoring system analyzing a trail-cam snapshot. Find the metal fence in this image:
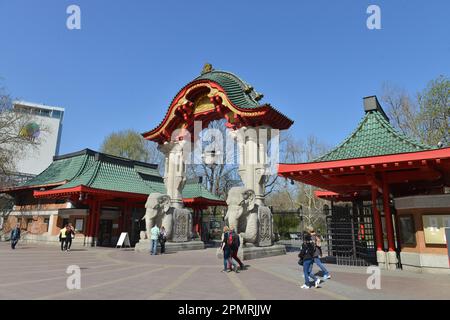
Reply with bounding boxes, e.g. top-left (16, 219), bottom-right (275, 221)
top-left (325, 205), bottom-right (377, 266)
